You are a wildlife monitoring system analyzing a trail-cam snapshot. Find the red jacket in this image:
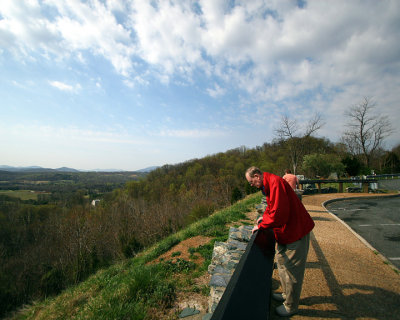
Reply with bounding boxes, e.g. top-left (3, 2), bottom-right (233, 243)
top-left (258, 172), bottom-right (314, 244)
